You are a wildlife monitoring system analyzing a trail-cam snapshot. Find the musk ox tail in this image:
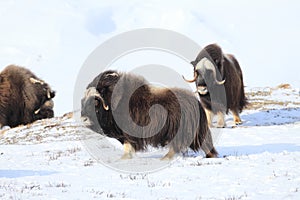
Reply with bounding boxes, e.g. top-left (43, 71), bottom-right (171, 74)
top-left (189, 102), bottom-right (218, 158)
top-left (239, 77), bottom-right (248, 112)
